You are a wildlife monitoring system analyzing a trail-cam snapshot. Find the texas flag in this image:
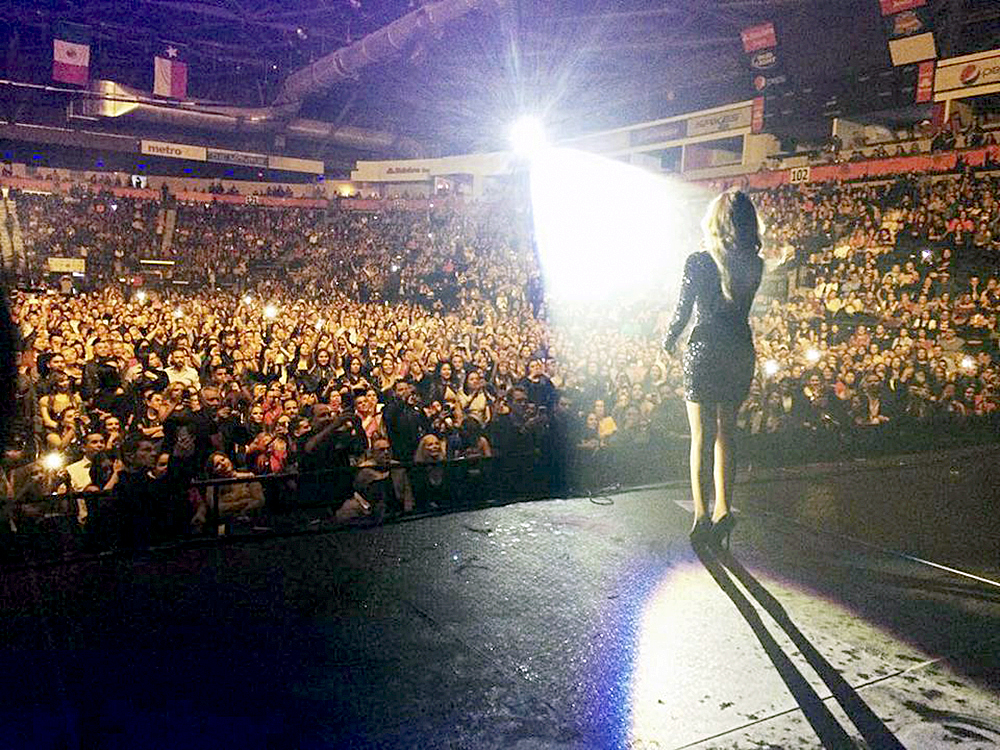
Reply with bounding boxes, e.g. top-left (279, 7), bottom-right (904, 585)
top-left (52, 23), bottom-right (91, 86)
top-left (154, 45), bottom-right (188, 99)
